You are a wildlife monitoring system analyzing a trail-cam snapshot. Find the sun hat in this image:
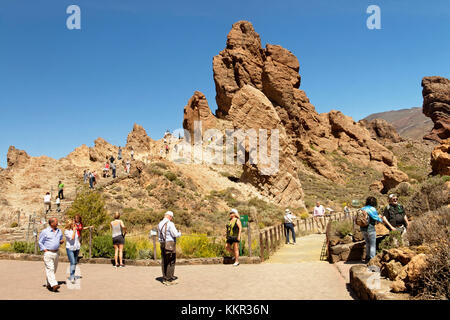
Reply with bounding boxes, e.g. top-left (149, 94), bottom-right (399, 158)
top-left (285, 209), bottom-right (292, 214)
top-left (230, 208), bottom-right (238, 214)
top-left (165, 211), bottom-right (174, 217)
top-left (388, 194), bottom-right (397, 200)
